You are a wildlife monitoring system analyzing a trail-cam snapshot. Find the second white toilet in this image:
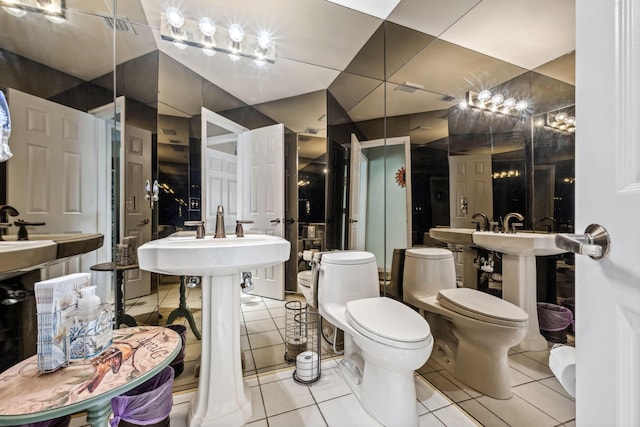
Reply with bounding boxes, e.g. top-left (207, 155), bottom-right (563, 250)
top-left (318, 251), bottom-right (433, 427)
top-left (402, 247), bottom-right (528, 399)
